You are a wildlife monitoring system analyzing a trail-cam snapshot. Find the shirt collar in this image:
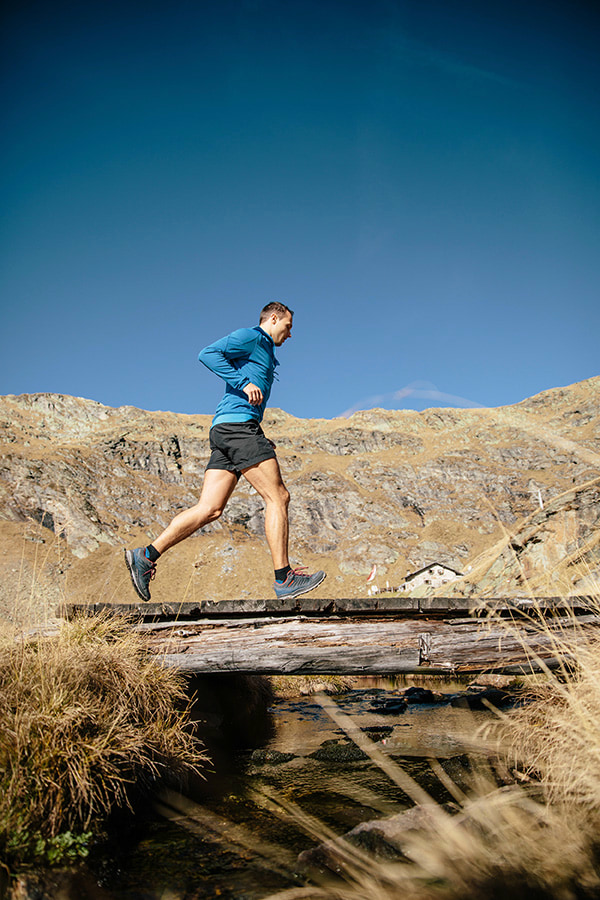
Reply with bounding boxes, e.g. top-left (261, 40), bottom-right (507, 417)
top-left (257, 325), bottom-right (274, 345)
top-left (256, 325), bottom-right (279, 365)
